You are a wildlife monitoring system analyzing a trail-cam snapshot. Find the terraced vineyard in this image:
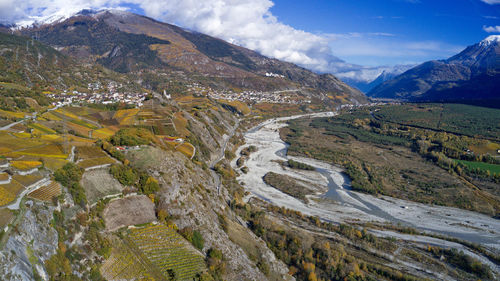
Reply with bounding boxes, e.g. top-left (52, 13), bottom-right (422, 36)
top-left (10, 160), bottom-right (42, 171)
top-left (28, 181), bottom-right (61, 202)
top-left (12, 173), bottom-right (44, 187)
top-left (128, 224), bottom-right (205, 280)
top-left (100, 239), bottom-right (151, 280)
top-left (0, 181), bottom-right (23, 206)
top-left (77, 157), bottom-right (115, 169)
